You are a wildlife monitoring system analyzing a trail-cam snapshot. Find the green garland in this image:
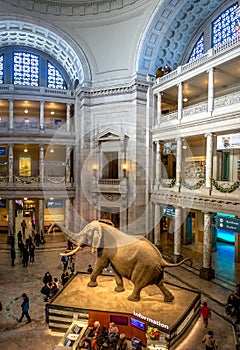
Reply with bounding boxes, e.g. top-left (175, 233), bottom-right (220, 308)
top-left (159, 178), bottom-right (176, 188)
top-left (181, 179), bottom-right (205, 190)
top-left (212, 179), bottom-right (240, 193)
top-left (14, 176), bottom-right (39, 184)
